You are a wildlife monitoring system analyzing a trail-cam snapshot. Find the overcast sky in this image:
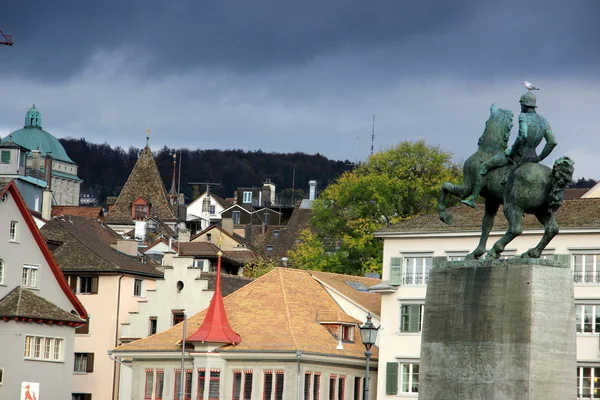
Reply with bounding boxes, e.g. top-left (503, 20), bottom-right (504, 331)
top-left (1, 0), bottom-right (599, 178)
